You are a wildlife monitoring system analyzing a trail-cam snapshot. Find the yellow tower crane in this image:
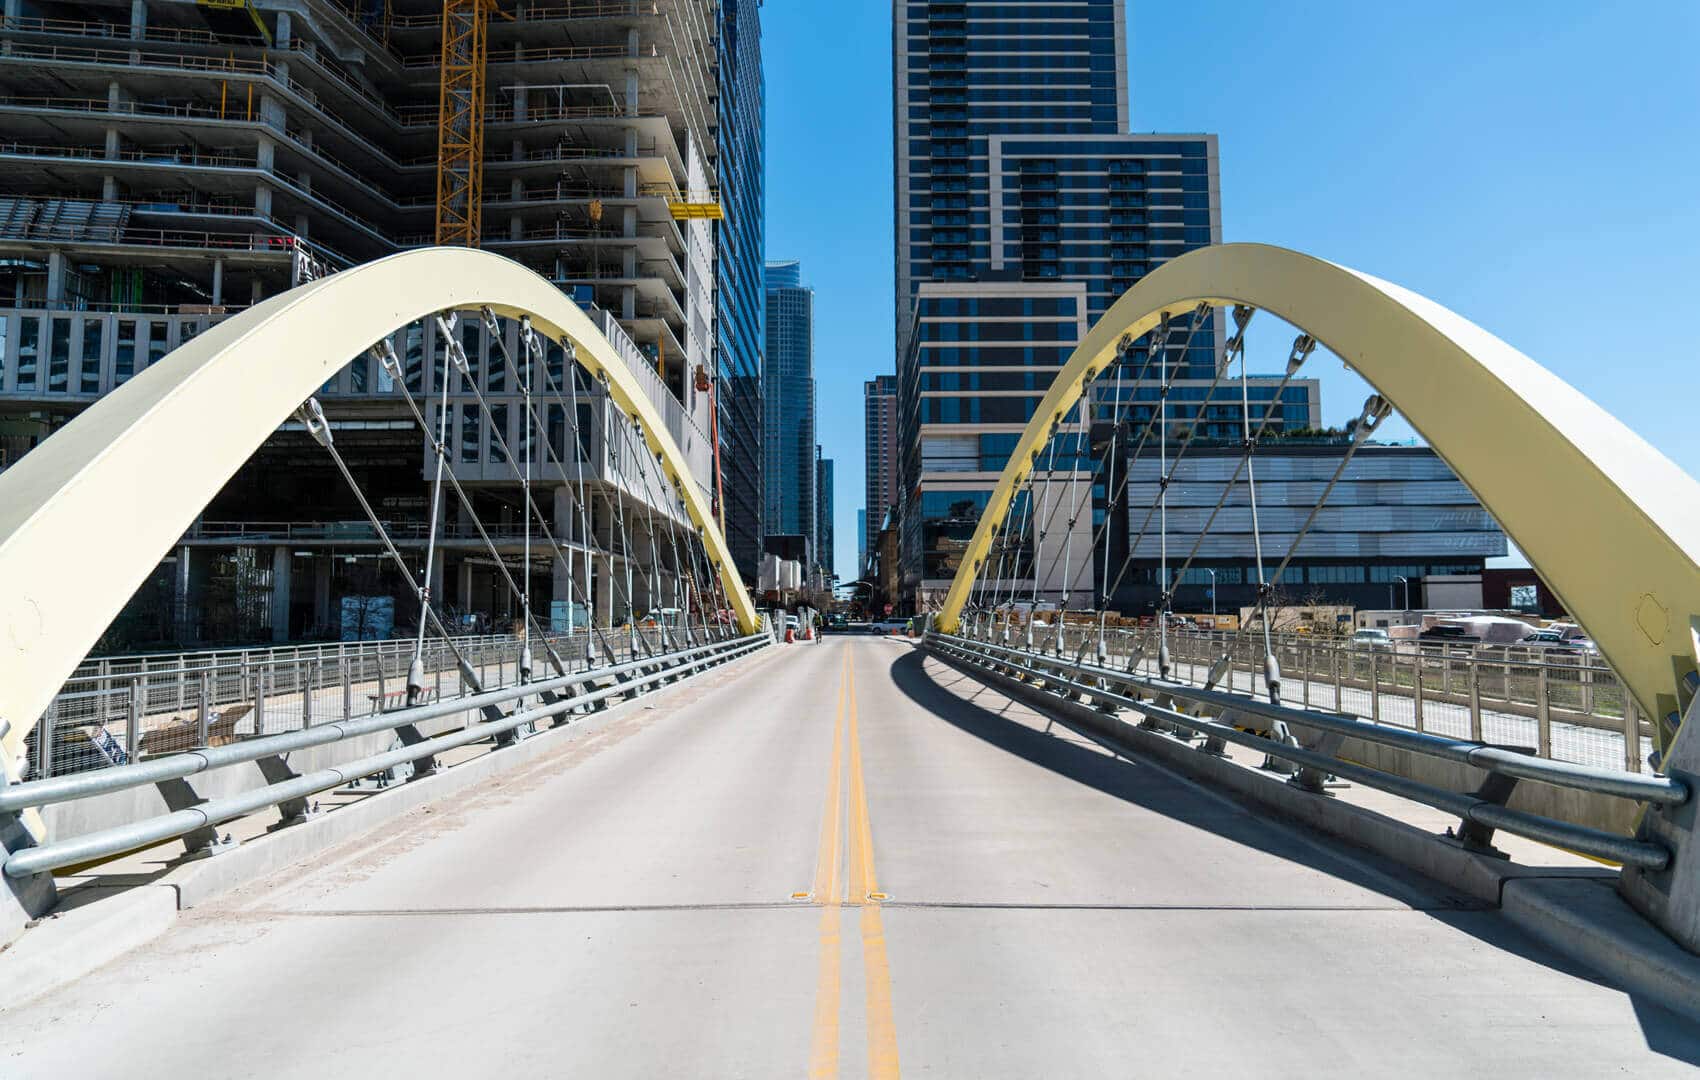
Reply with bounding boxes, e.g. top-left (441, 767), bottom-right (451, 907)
top-left (435, 0), bottom-right (498, 245)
